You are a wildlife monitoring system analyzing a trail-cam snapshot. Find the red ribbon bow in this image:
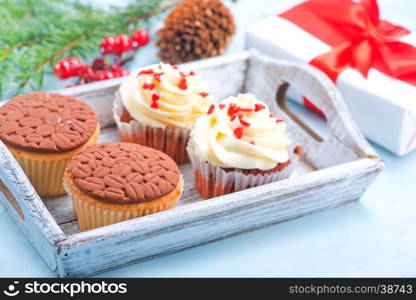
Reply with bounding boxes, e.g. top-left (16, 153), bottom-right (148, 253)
top-left (280, 0), bottom-right (416, 115)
